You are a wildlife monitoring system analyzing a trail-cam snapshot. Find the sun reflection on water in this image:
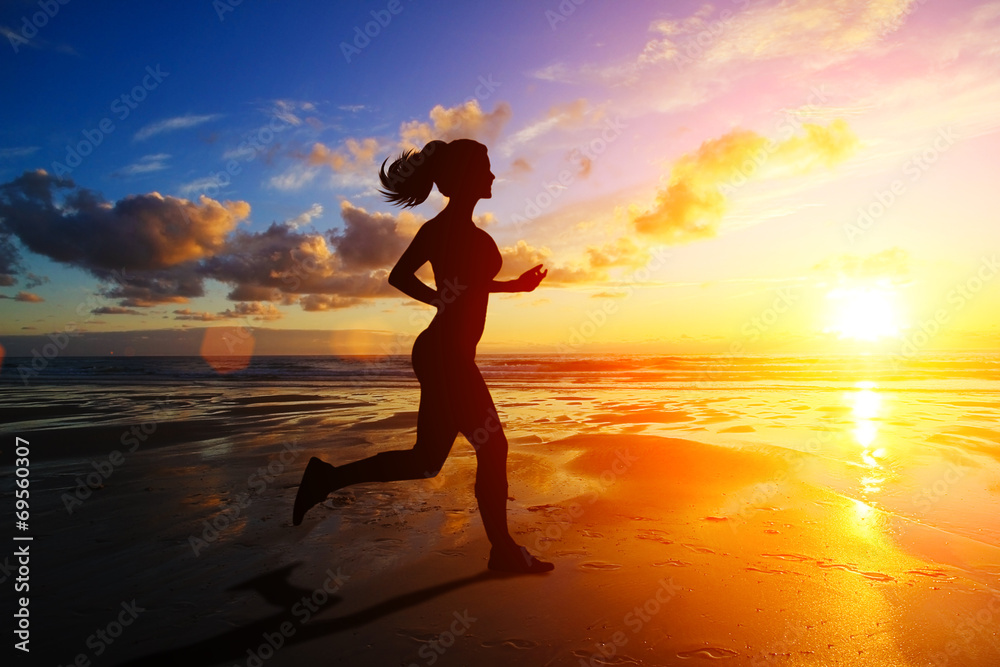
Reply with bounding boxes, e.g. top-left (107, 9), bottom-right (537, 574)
top-left (848, 381), bottom-right (887, 494)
